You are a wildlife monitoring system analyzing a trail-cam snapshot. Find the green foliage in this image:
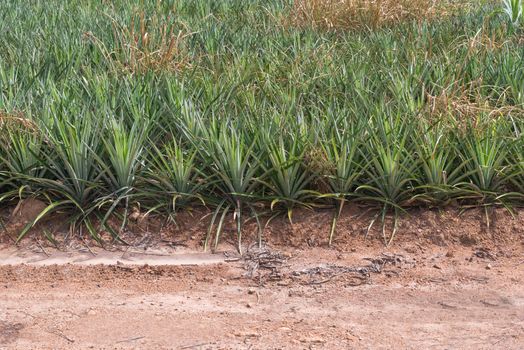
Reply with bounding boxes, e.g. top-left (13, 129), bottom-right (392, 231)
top-left (199, 120), bottom-right (262, 254)
top-left (502, 0), bottom-right (523, 26)
top-left (318, 117), bottom-right (363, 245)
top-left (413, 119), bottom-right (466, 205)
top-left (145, 138), bottom-right (203, 216)
top-left (261, 130), bottom-right (314, 222)
top-left (0, 0), bottom-right (523, 249)
top-left (357, 114), bottom-right (420, 245)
